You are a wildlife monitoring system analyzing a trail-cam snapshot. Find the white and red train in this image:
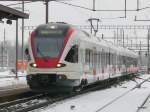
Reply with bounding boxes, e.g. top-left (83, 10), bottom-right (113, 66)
top-left (25, 22), bottom-right (139, 92)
